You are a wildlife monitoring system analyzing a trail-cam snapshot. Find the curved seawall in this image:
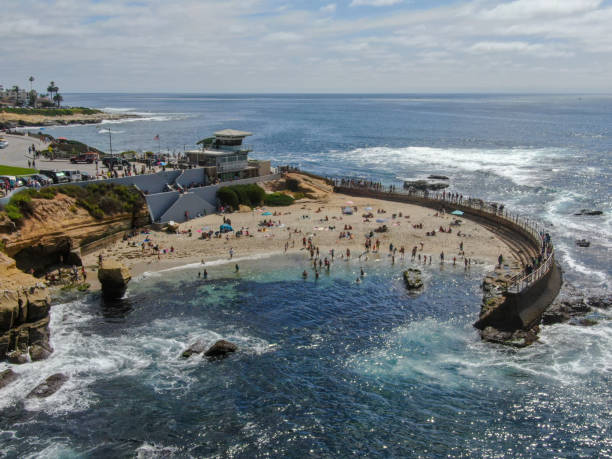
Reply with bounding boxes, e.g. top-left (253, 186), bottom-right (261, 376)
top-left (333, 184), bottom-right (562, 344)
